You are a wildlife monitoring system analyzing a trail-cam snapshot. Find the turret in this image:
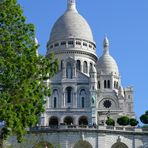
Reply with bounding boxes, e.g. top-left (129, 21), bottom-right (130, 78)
top-left (89, 65), bottom-right (97, 91)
